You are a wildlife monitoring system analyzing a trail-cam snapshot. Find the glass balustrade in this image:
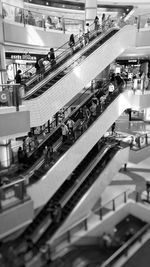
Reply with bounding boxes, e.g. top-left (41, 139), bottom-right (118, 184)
top-left (0, 178), bottom-right (28, 211)
top-left (2, 2), bottom-right (84, 33)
